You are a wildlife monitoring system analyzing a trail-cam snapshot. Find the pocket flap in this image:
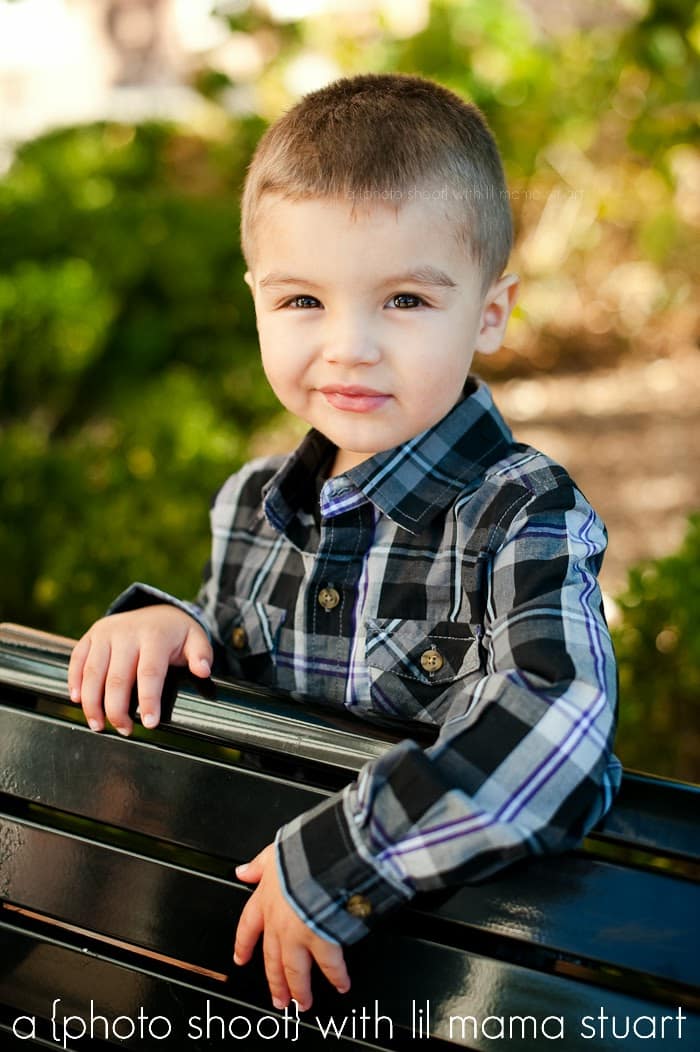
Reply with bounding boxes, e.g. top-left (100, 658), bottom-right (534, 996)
top-left (365, 619), bottom-right (480, 685)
